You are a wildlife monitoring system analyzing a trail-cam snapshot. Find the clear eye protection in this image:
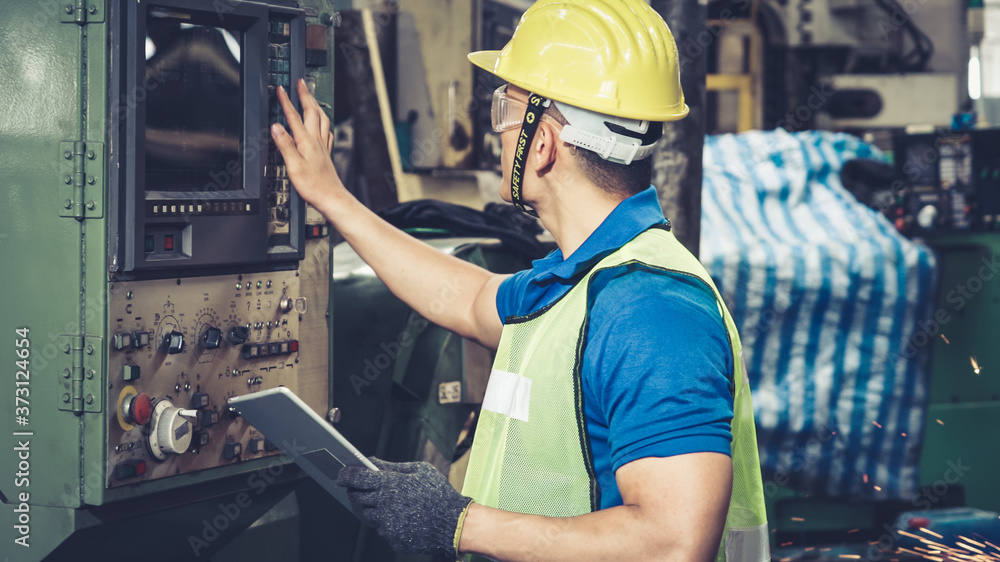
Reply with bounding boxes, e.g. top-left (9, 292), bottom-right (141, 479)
top-left (491, 85), bottom-right (559, 133)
